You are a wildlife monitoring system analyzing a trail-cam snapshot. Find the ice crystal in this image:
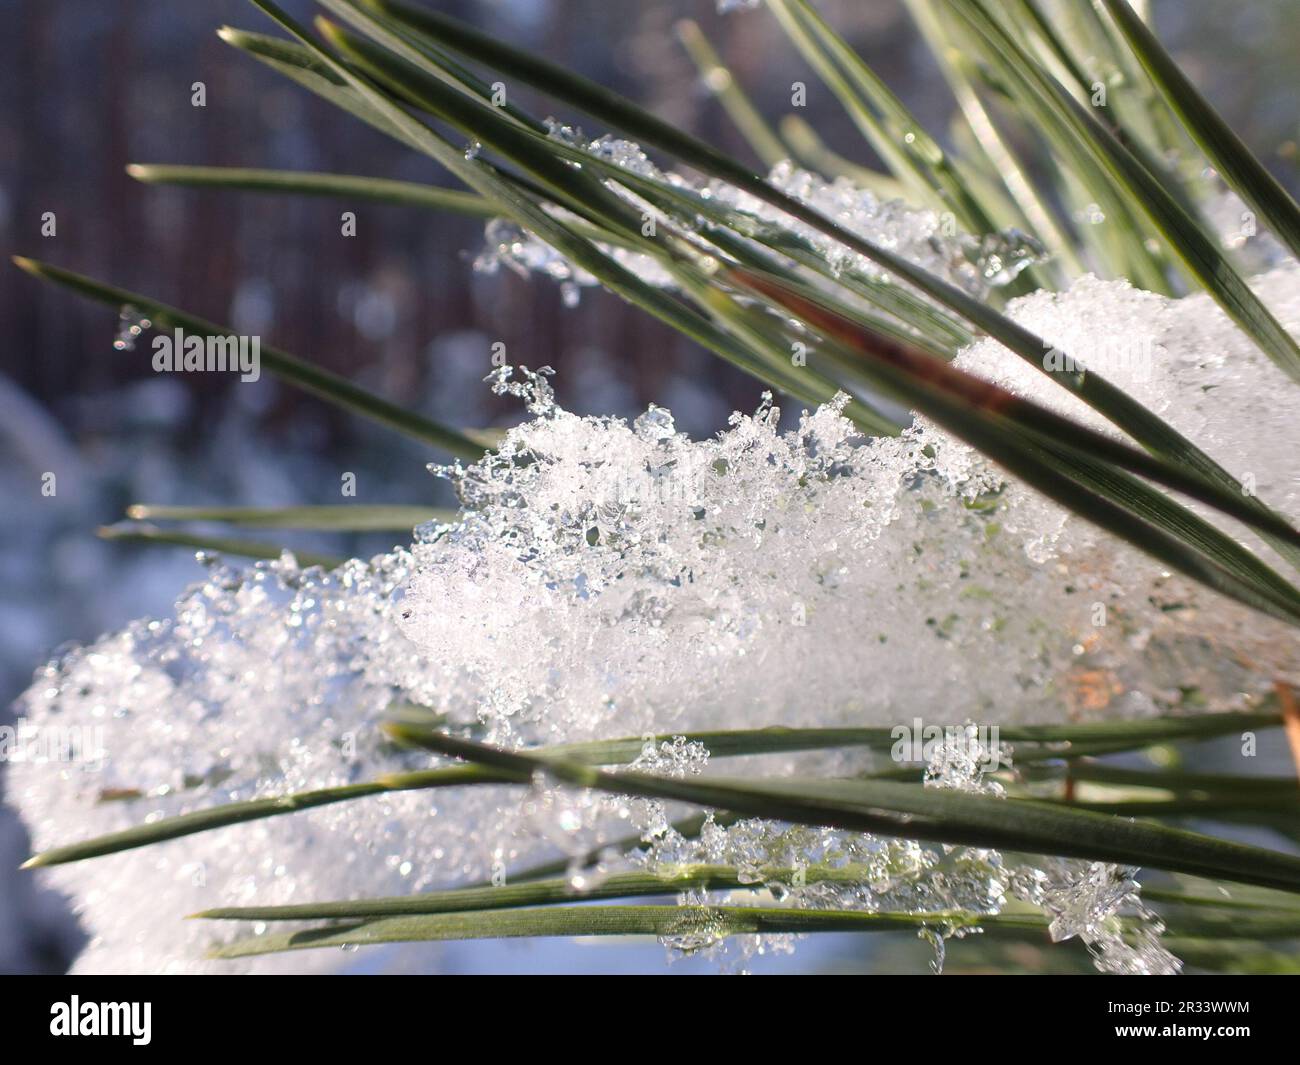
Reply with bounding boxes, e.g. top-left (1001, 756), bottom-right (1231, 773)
top-left (472, 137), bottom-right (1044, 310)
top-left (923, 722), bottom-right (1006, 796)
top-left (1011, 860), bottom-right (1181, 976)
top-left (637, 732), bottom-right (1175, 974)
top-left (9, 258), bottom-right (1300, 972)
